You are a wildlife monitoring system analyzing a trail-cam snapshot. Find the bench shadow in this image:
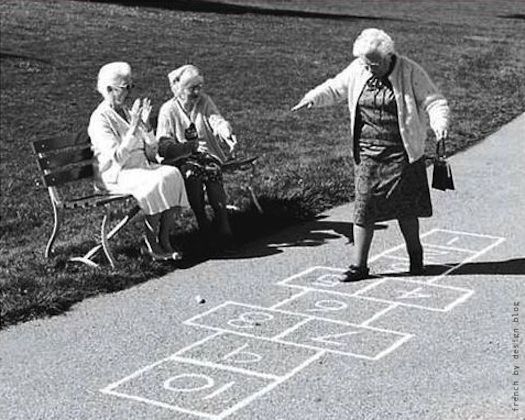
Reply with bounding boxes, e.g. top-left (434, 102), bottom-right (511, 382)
top-left (175, 212), bottom-right (357, 265)
top-left (82, 0), bottom-right (401, 21)
top-left (176, 208), bottom-right (395, 264)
